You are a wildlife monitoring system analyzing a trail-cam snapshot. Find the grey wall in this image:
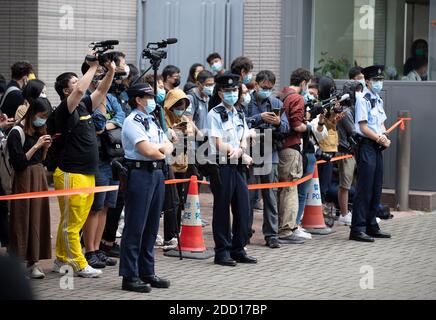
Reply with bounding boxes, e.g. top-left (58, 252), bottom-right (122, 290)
top-left (38, 0), bottom-right (137, 105)
top-left (0, 0), bottom-right (38, 83)
top-left (142, 0), bottom-right (244, 85)
top-left (280, 0), bottom-right (312, 89)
